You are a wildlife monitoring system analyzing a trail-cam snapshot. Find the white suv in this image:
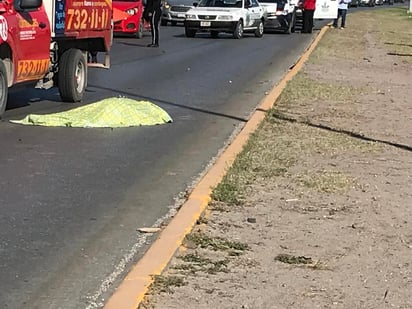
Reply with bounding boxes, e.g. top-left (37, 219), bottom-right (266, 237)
top-left (184, 0), bottom-right (266, 39)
